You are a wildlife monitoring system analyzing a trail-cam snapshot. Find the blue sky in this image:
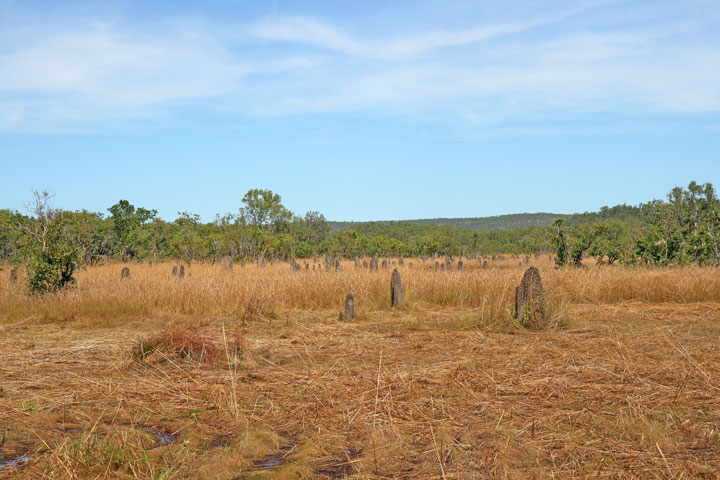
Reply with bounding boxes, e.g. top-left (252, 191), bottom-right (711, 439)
top-left (1, 0), bottom-right (719, 221)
